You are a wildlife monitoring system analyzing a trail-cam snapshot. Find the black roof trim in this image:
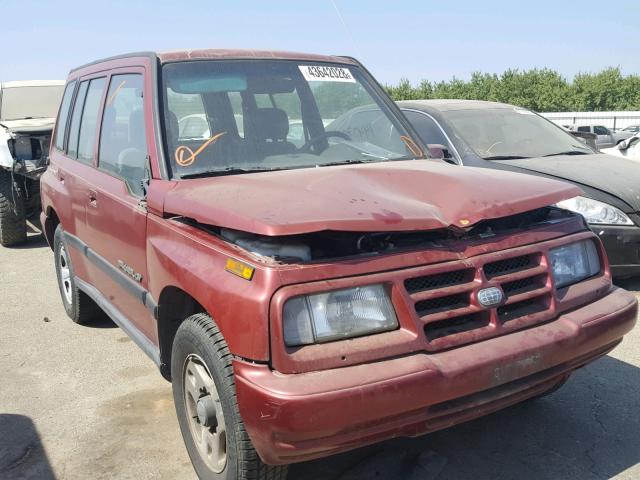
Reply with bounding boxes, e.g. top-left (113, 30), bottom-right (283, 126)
top-left (69, 51), bottom-right (157, 74)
